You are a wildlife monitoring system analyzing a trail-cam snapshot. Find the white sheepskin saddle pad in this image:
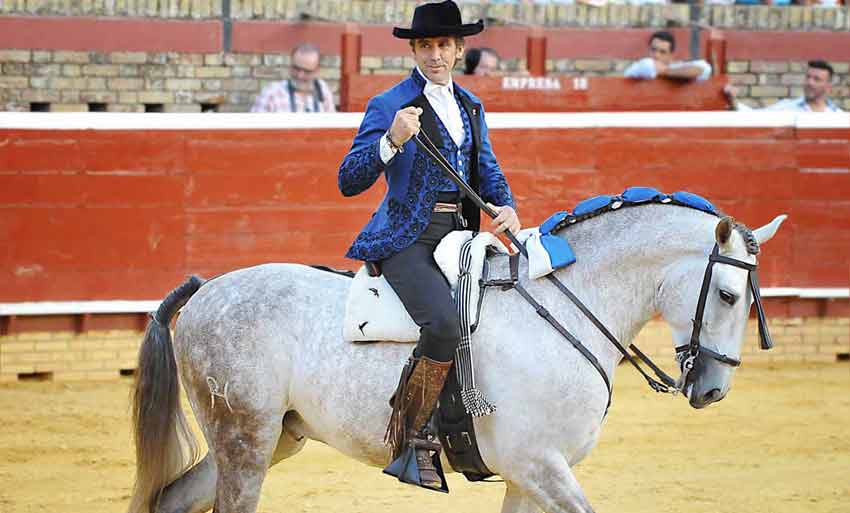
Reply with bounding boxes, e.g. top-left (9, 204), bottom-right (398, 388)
top-left (342, 231), bottom-right (508, 342)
